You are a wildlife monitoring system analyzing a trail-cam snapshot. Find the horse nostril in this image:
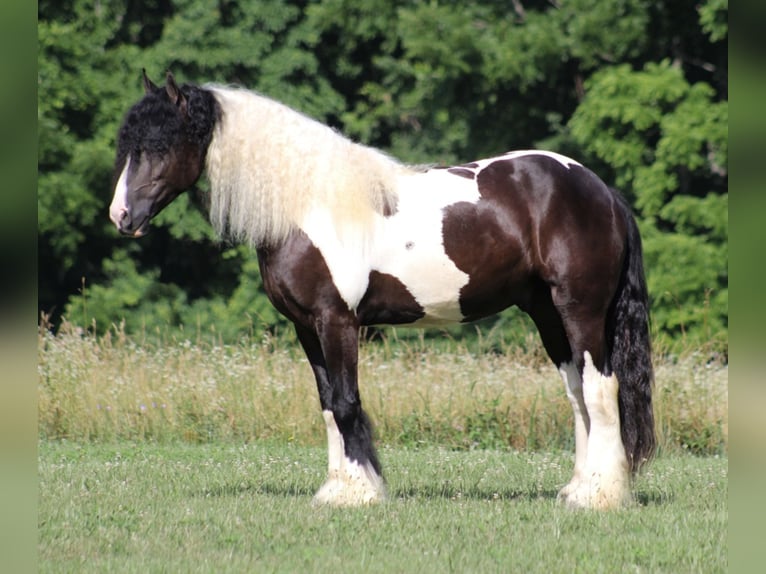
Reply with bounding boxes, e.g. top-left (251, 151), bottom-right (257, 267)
top-left (117, 209), bottom-right (133, 232)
